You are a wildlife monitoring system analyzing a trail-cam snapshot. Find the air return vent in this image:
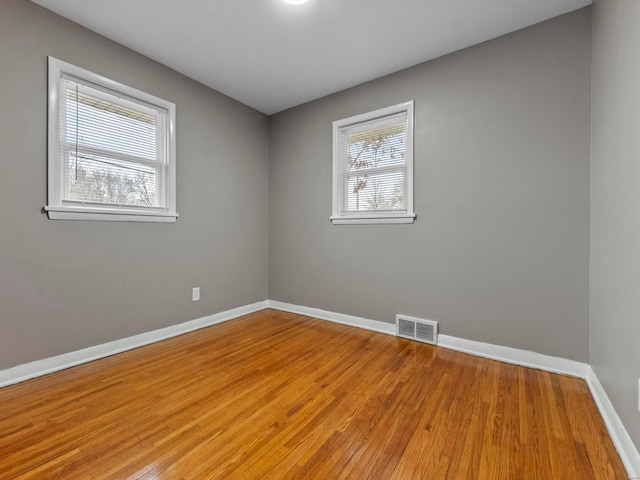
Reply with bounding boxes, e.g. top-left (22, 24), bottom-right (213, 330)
top-left (396, 315), bottom-right (438, 345)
